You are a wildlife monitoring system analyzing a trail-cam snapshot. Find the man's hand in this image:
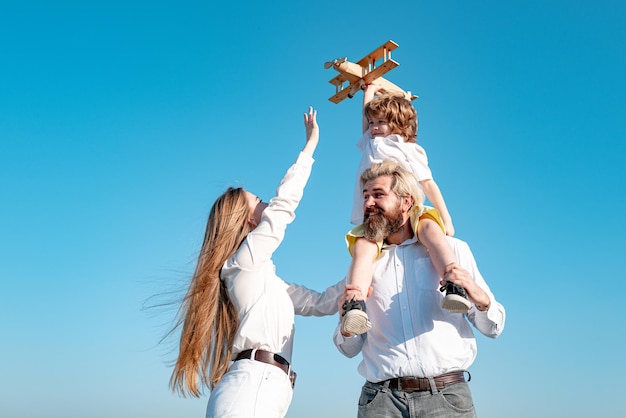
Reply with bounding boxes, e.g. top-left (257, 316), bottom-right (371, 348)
top-left (442, 265), bottom-right (490, 311)
top-left (338, 284), bottom-right (372, 337)
top-left (338, 284), bottom-right (364, 315)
